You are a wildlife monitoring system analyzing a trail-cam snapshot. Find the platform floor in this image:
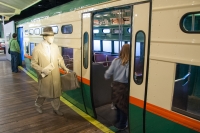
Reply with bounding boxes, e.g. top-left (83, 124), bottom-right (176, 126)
top-left (0, 57), bottom-right (103, 133)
